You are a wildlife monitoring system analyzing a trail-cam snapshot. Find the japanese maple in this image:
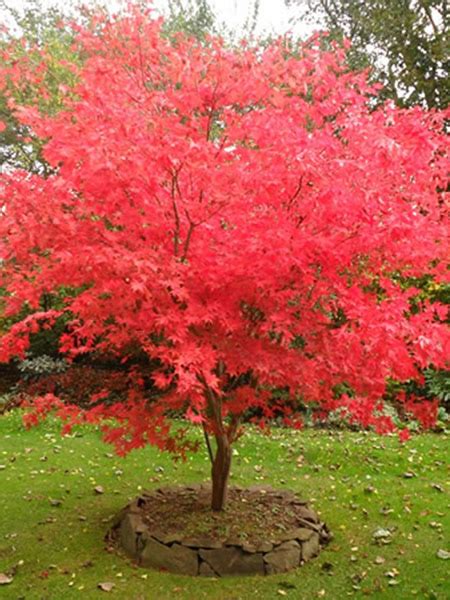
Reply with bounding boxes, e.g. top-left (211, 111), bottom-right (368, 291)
top-left (0, 7), bottom-right (448, 510)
